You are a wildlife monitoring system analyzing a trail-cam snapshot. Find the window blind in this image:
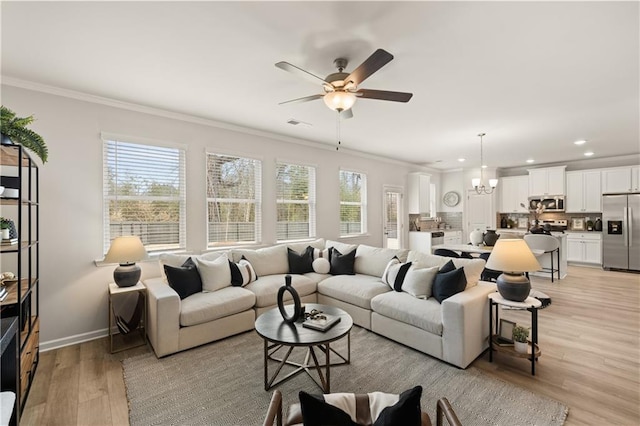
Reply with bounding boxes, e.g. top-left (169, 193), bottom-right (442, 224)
top-left (103, 139), bottom-right (186, 254)
top-left (276, 162), bottom-right (316, 241)
top-left (339, 169), bottom-right (367, 236)
top-left (207, 153), bottom-right (262, 246)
